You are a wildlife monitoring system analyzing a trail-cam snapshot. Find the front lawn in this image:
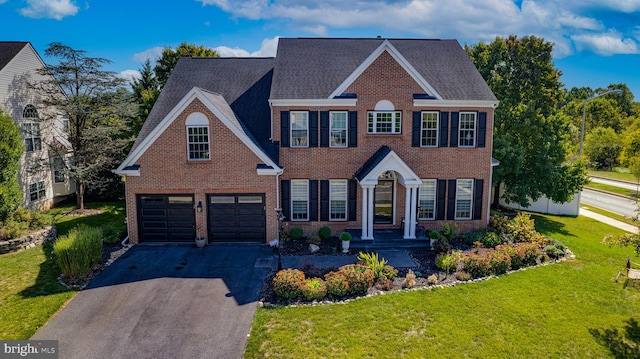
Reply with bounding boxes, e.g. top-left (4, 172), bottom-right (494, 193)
top-left (245, 214), bottom-right (640, 358)
top-left (0, 201), bottom-right (125, 340)
top-left (589, 169), bottom-right (638, 183)
top-left (586, 182), bottom-right (639, 199)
